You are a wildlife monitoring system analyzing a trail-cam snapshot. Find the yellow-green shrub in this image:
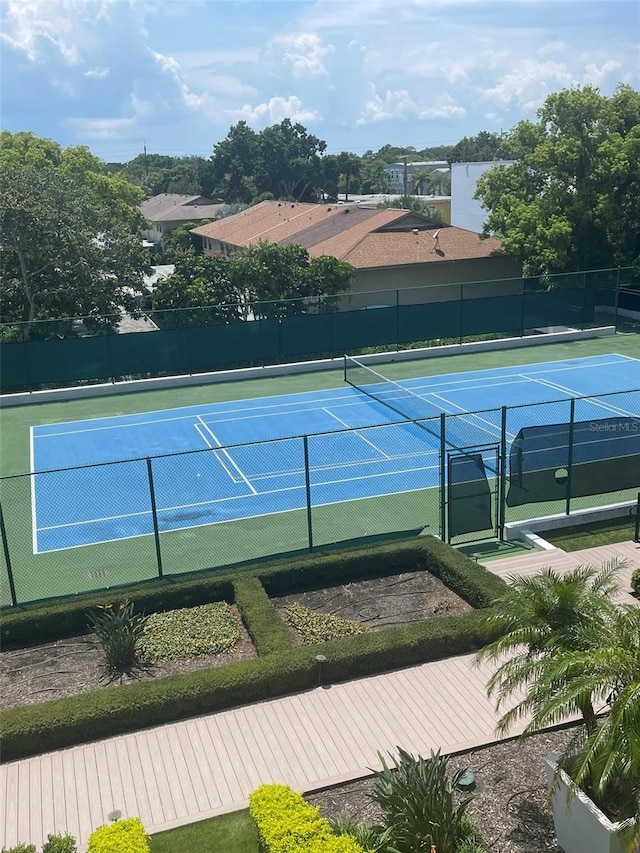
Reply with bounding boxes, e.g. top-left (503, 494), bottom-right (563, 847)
top-left (249, 783), bottom-right (368, 852)
top-left (87, 817), bottom-right (150, 853)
